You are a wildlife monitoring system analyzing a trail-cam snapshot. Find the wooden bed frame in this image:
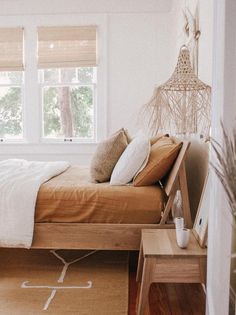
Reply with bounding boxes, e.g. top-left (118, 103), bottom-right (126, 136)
top-left (31, 141), bottom-right (192, 251)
